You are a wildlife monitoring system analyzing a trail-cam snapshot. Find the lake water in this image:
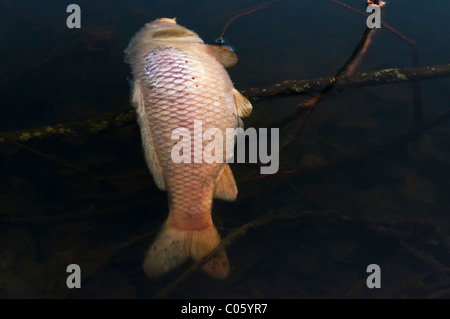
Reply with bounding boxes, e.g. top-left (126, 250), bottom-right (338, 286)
top-left (0, 0), bottom-right (449, 298)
